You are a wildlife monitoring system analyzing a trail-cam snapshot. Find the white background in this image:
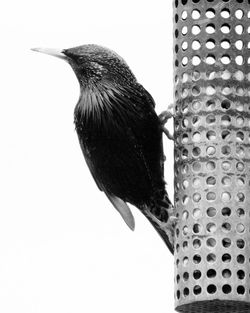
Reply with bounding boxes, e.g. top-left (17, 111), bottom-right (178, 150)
top-left (1, 0), bottom-right (175, 312)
